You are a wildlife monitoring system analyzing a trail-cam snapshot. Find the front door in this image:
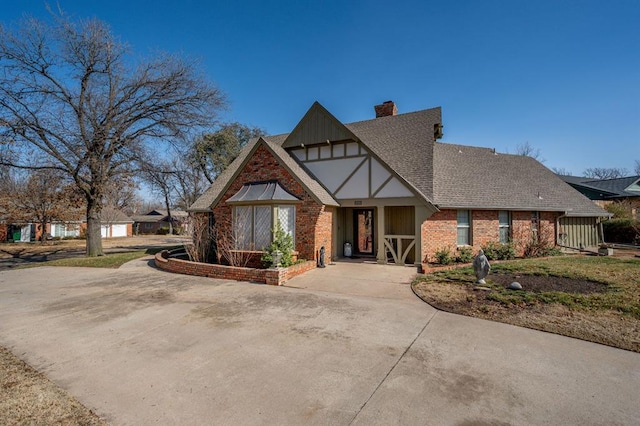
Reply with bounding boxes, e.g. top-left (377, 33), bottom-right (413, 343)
top-left (353, 209), bottom-right (375, 256)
